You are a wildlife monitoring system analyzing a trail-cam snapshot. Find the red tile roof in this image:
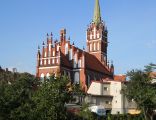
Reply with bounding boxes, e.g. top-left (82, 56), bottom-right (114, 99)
top-left (114, 75), bottom-right (126, 81)
top-left (85, 52), bottom-right (110, 75)
top-left (60, 52), bottom-right (72, 68)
